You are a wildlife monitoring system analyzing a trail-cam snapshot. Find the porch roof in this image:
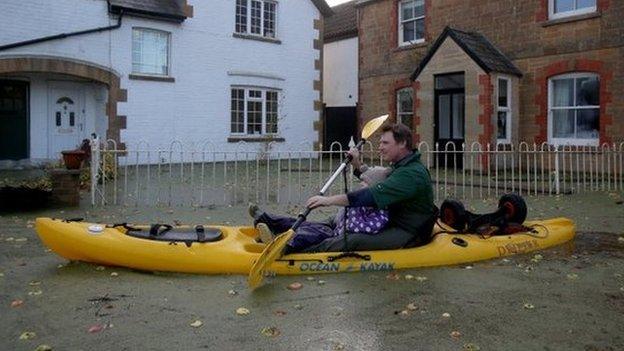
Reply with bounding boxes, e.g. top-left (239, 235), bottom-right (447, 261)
top-left (108, 0), bottom-right (189, 22)
top-left (410, 27), bottom-right (523, 80)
